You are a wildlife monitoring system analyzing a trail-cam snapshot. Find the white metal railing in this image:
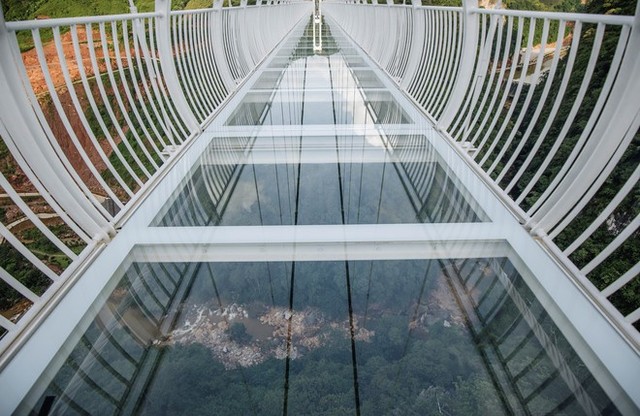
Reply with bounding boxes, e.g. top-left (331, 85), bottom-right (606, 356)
top-left (0, 0), bottom-right (311, 359)
top-left (324, 0), bottom-right (640, 344)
